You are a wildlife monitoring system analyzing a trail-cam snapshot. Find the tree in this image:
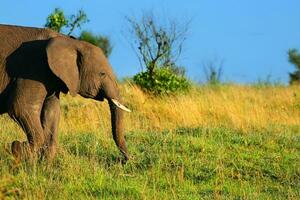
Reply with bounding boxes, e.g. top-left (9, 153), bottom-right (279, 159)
top-left (66, 9), bottom-right (88, 36)
top-left (126, 13), bottom-right (190, 94)
top-left (79, 31), bottom-right (112, 57)
top-left (45, 8), bottom-right (67, 33)
top-left (288, 48), bottom-right (300, 84)
top-left (45, 8), bottom-right (112, 58)
top-left (45, 8), bottom-right (88, 35)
